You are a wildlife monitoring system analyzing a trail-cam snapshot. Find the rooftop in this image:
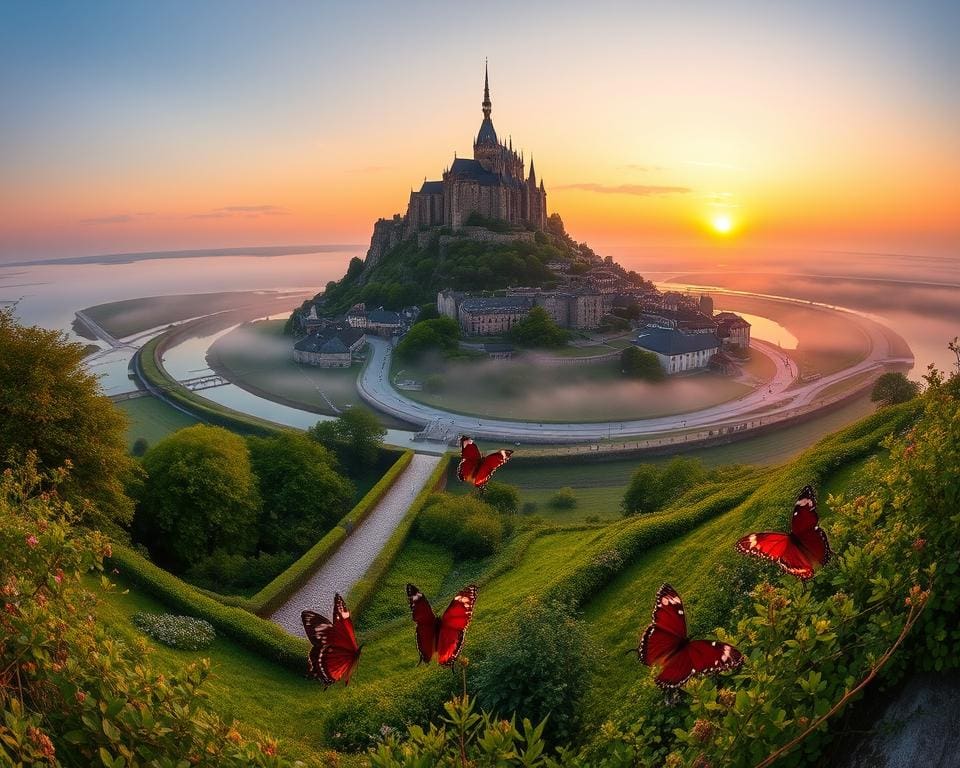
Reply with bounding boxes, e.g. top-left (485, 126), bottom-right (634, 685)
top-left (634, 329), bottom-right (720, 356)
top-left (460, 296), bottom-right (533, 314)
